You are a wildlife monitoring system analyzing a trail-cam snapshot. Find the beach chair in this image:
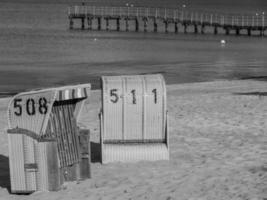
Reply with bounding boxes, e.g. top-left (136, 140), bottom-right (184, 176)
top-left (100, 74), bottom-right (169, 163)
top-left (7, 84), bottom-right (91, 193)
